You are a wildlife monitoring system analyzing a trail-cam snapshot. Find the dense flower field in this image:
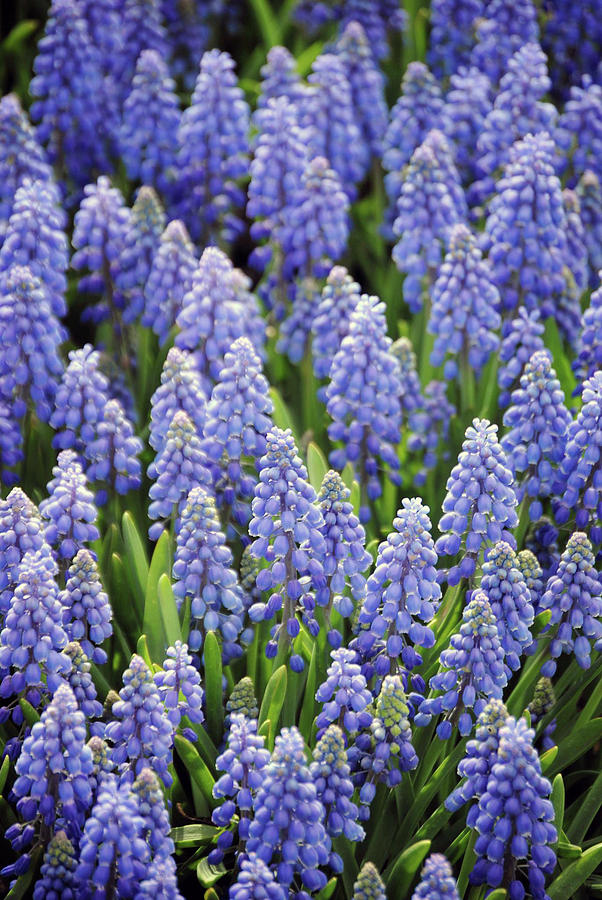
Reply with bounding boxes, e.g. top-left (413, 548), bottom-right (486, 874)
top-left (1, 0), bottom-right (602, 897)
